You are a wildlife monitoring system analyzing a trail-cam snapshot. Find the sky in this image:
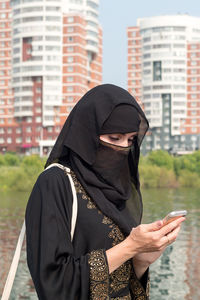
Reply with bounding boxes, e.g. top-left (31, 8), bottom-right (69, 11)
top-left (99, 0), bottom-right (200, 89)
